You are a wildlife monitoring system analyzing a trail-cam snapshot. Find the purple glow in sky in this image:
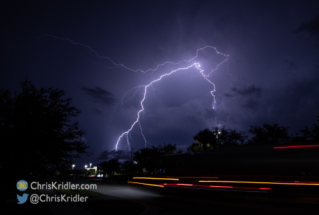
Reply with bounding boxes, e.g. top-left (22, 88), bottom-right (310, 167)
top-left (1, 0), bottom-right (319, 166)
top-left (114, 46), bottom-right (228, 151)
